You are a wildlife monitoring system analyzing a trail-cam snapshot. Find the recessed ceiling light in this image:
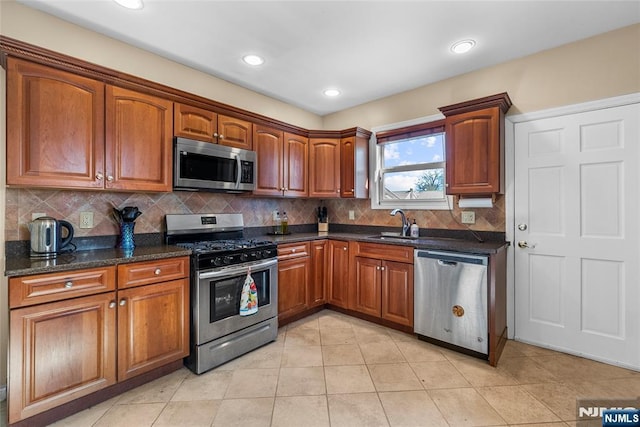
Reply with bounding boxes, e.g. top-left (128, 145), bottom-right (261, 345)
top-left (242, 54), bottom-right (265, 66)
top-left (113, 0), bottom-right (144, 10)
top-left (451, 39), bottom-right (476, 54)
top-left (323, 88), bottom-right (341, 97)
